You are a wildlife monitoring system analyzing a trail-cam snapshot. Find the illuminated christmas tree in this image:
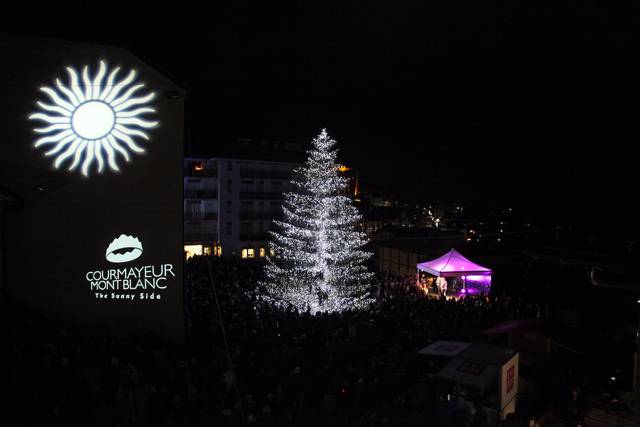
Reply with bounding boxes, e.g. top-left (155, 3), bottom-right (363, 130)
top-left (263, 129), bottom-right (373, 312)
